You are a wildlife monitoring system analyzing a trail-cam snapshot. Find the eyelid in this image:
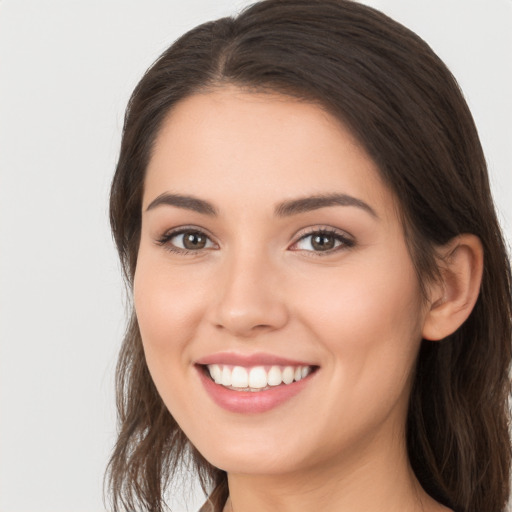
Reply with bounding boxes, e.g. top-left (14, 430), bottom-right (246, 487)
top-left (154, 224), bottom-right (354, 255)
top-left (289, 226), bottom-right (355, 254)
top-left (156, 225), bottom-right (219, 254)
